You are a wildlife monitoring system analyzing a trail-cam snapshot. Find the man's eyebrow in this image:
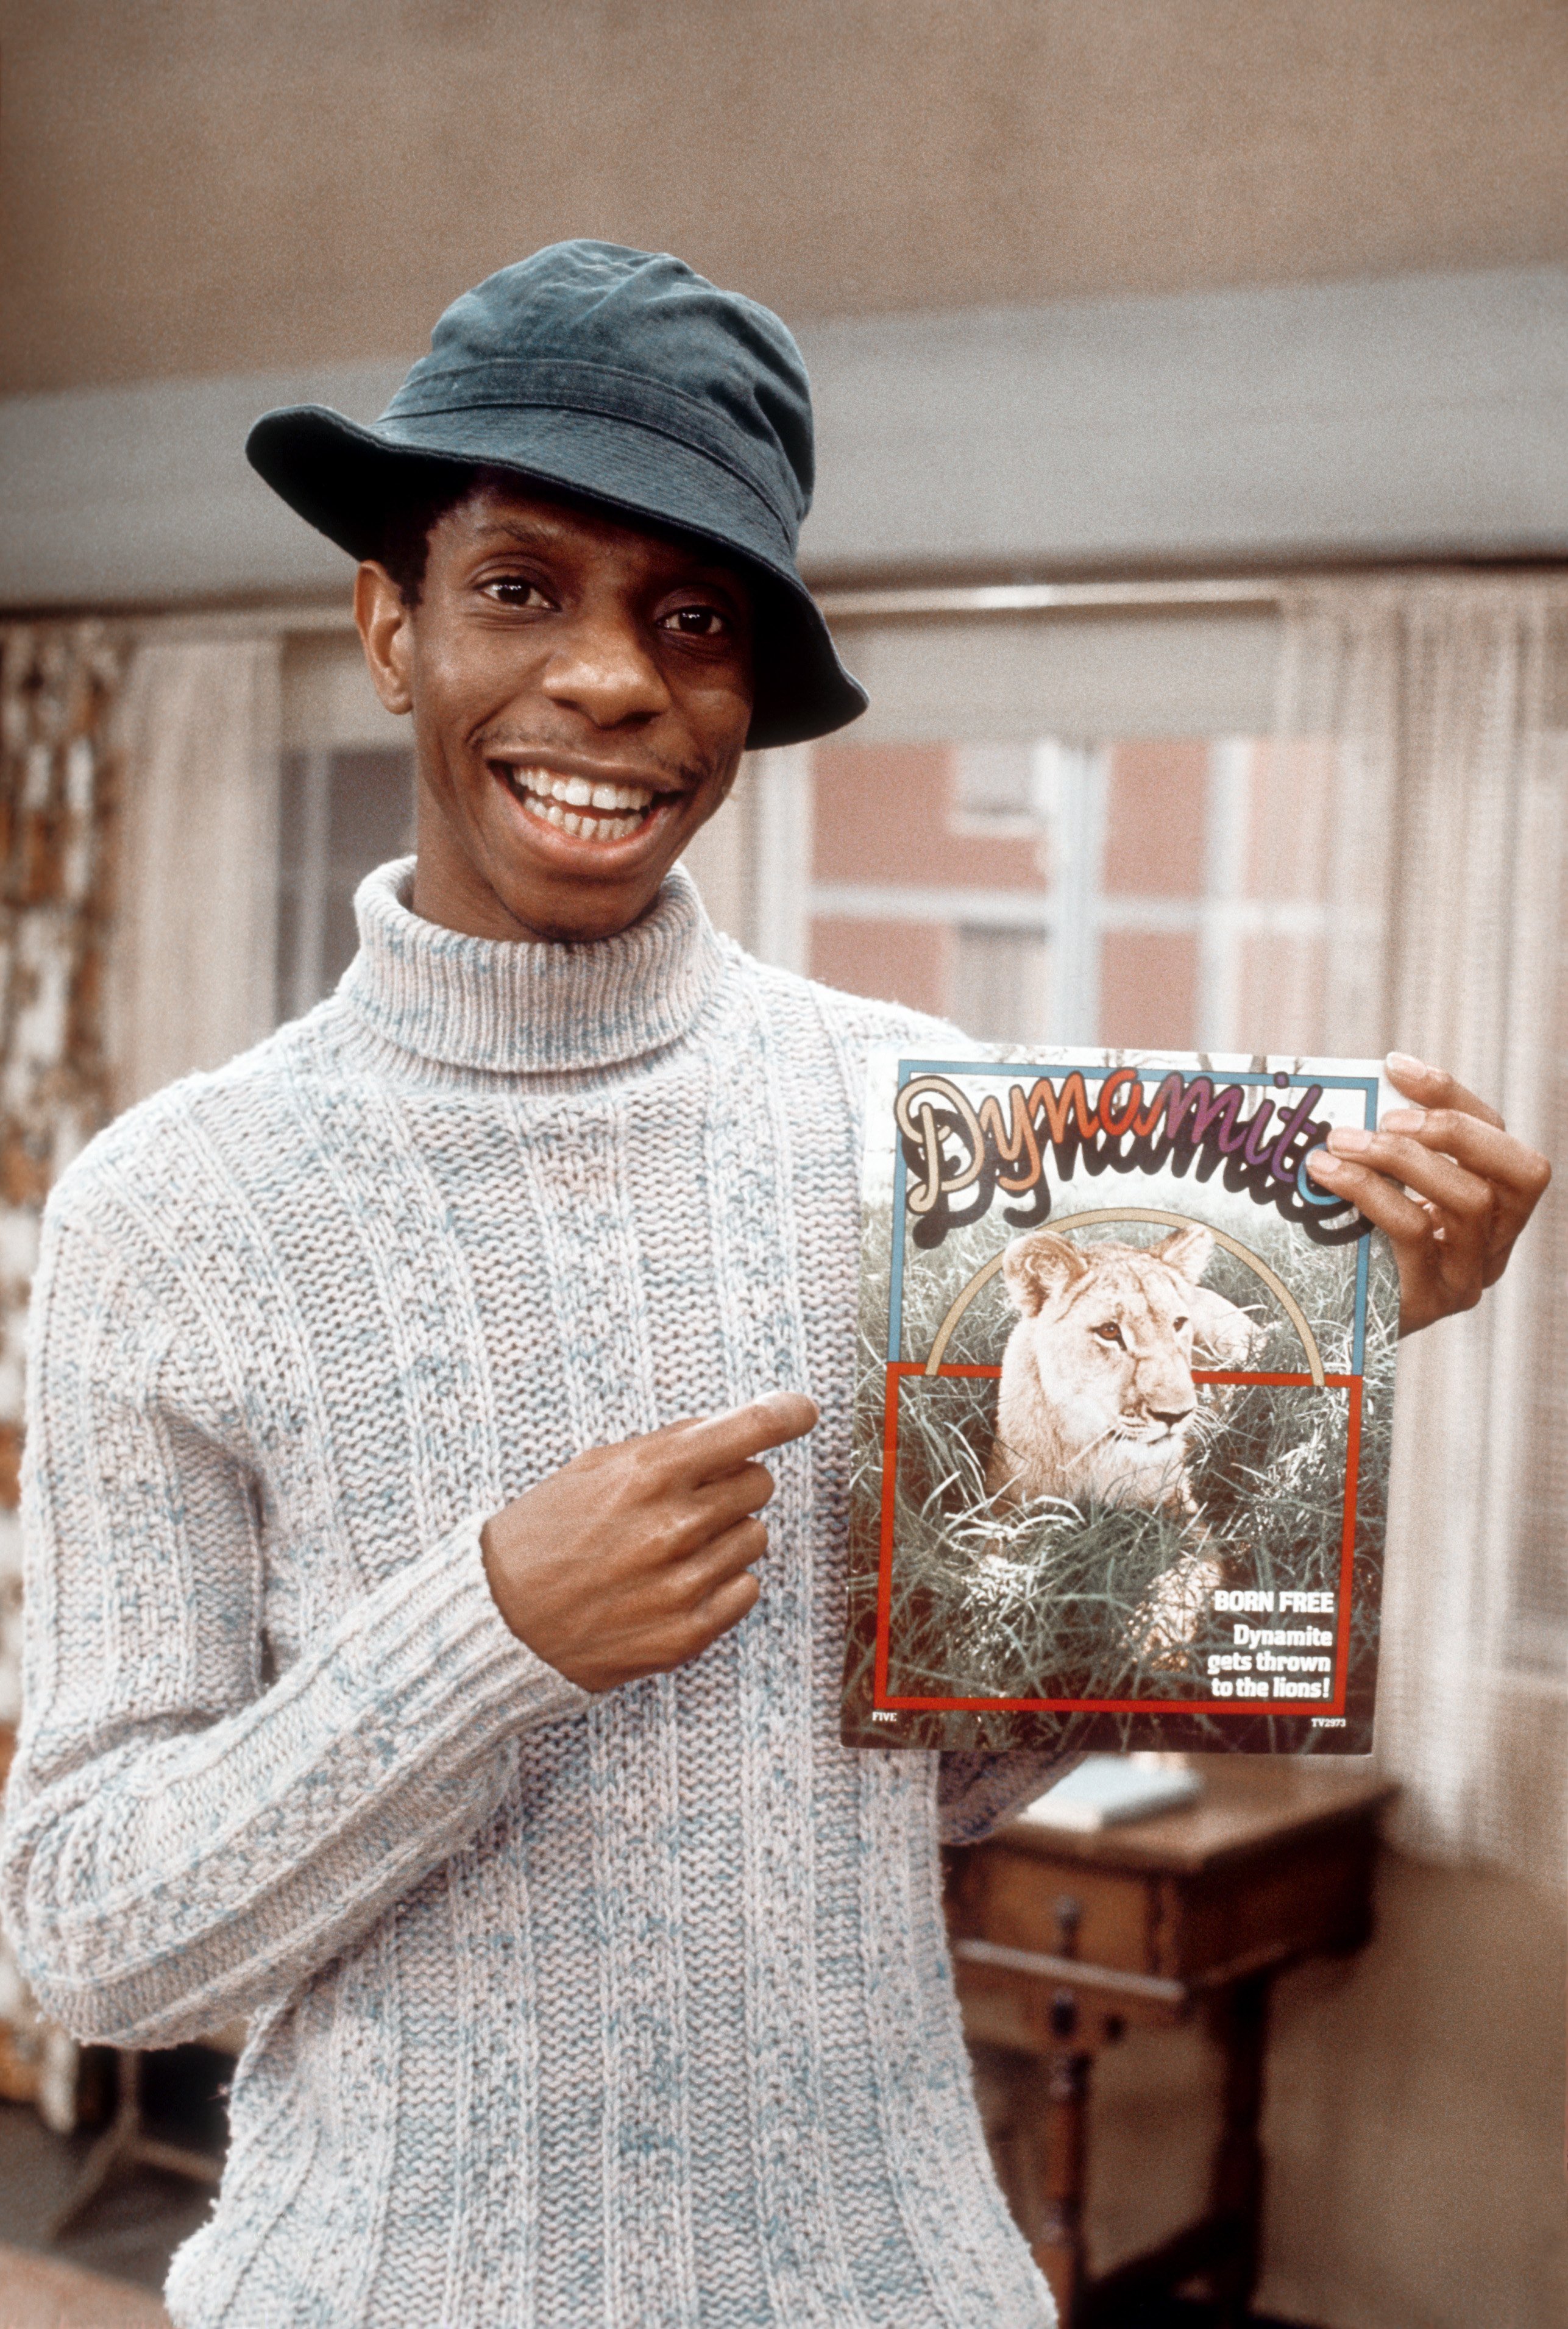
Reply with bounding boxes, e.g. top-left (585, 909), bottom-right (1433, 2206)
top-left (467, 515), bottom-right (749, 604)
top-left (470, 517), bottom-right (559, 548)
